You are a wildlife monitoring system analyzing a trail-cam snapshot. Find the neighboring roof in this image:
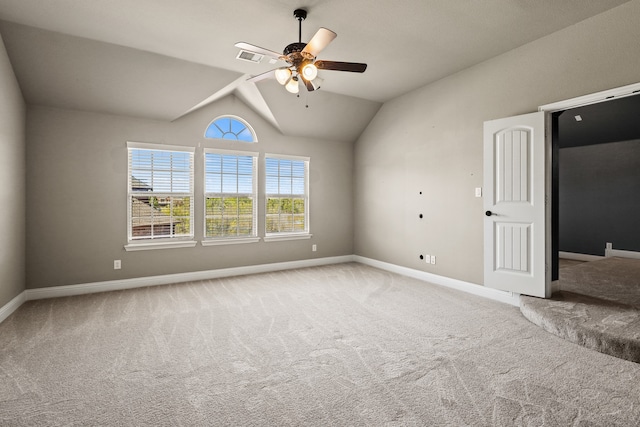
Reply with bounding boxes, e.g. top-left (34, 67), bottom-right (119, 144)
top-left (131, 176), bottom-right (152, 192)
top-left (131, 198), bottom-right (174, 227)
